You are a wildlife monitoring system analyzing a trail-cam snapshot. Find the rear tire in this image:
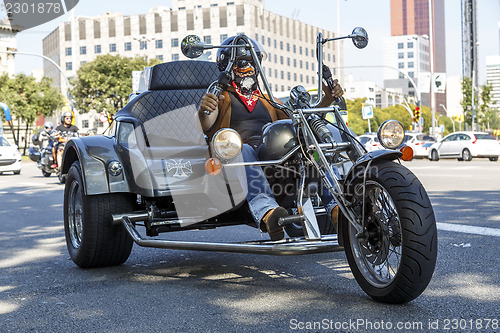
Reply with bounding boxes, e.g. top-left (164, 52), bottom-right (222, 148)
top-left (42, 171), bottom-right (51, 177)
top-left (430, 150), bottom-right (439, 161)
top-left (489, 157), bottom-right (498, 162)
top-left (13, 170), bottom-right (21, 175)
top-left (64, 161), bottom-right (134, 268)
top-left (342, 161), bottom-right (437, 303)
top-left (462, 148), bottom-right (472, 161)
